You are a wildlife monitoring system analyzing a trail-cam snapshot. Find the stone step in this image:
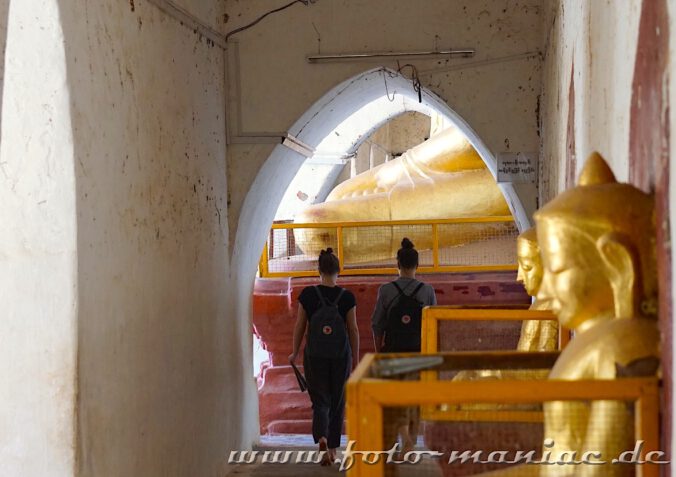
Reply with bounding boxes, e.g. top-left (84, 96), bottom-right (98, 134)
top-left (260, 366), bottom-right (305, 393)
top-left (259, 391), bottom-right (313, 431)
